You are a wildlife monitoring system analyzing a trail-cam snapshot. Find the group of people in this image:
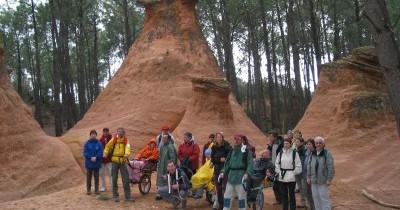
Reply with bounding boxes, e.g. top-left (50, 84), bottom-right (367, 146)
top-left (83, 126), bottom-right (335, 210)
